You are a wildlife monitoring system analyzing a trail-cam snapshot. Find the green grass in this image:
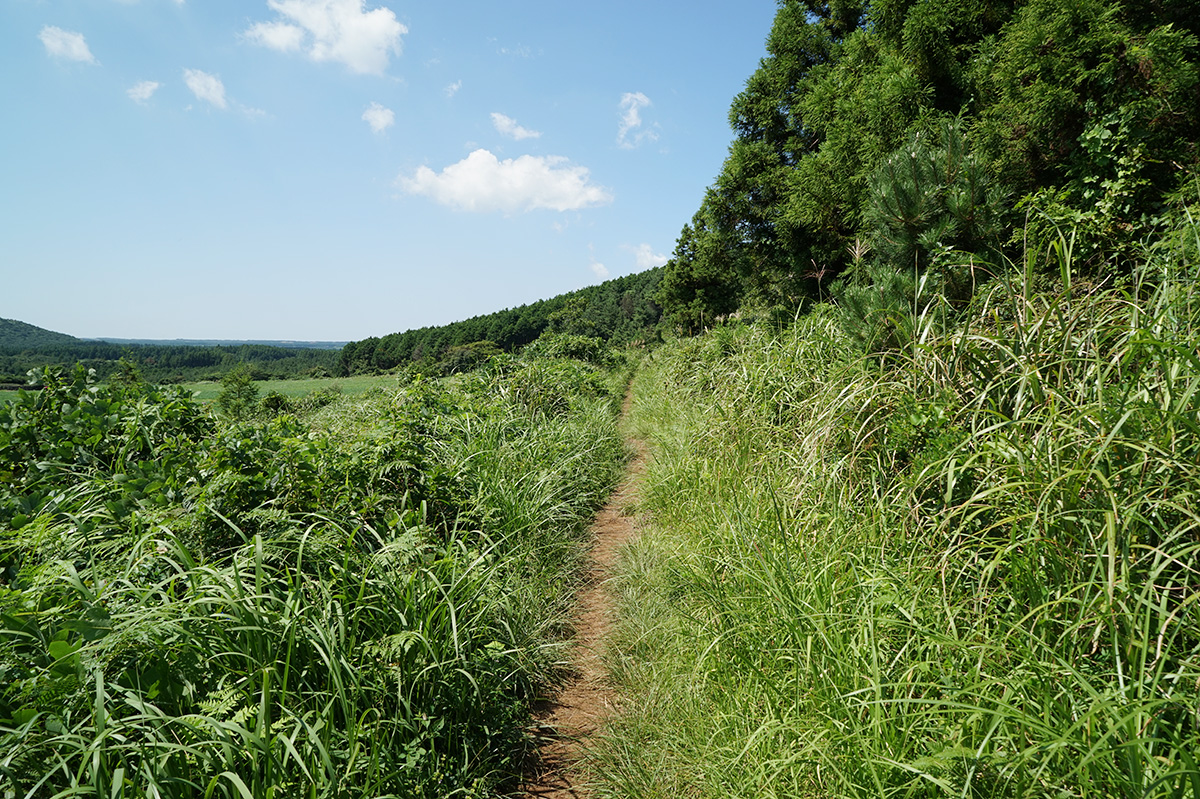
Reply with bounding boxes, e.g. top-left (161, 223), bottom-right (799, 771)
top-left (593, 222), bottom-right (1200, 798)
top-left (0, 375), bottom-right (394, 406)
top-left (183, 373), bottom-right (397, 402)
